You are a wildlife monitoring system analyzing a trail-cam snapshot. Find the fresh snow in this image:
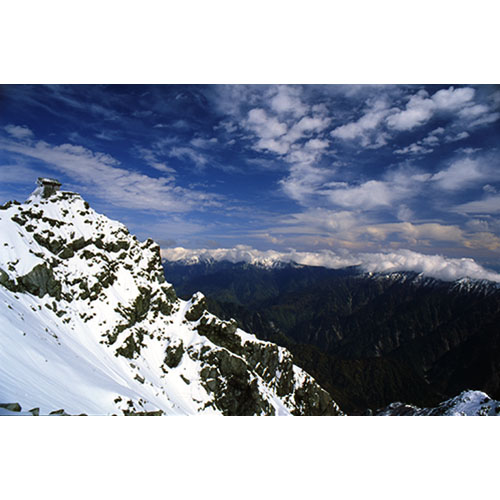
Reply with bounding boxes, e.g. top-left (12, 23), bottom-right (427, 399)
top-left (377, 390), bottom-right (500, 416)
top-left (161, 245), bottom-right (500, 283)
top-left (0, 186), bottom-right (339, 416)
